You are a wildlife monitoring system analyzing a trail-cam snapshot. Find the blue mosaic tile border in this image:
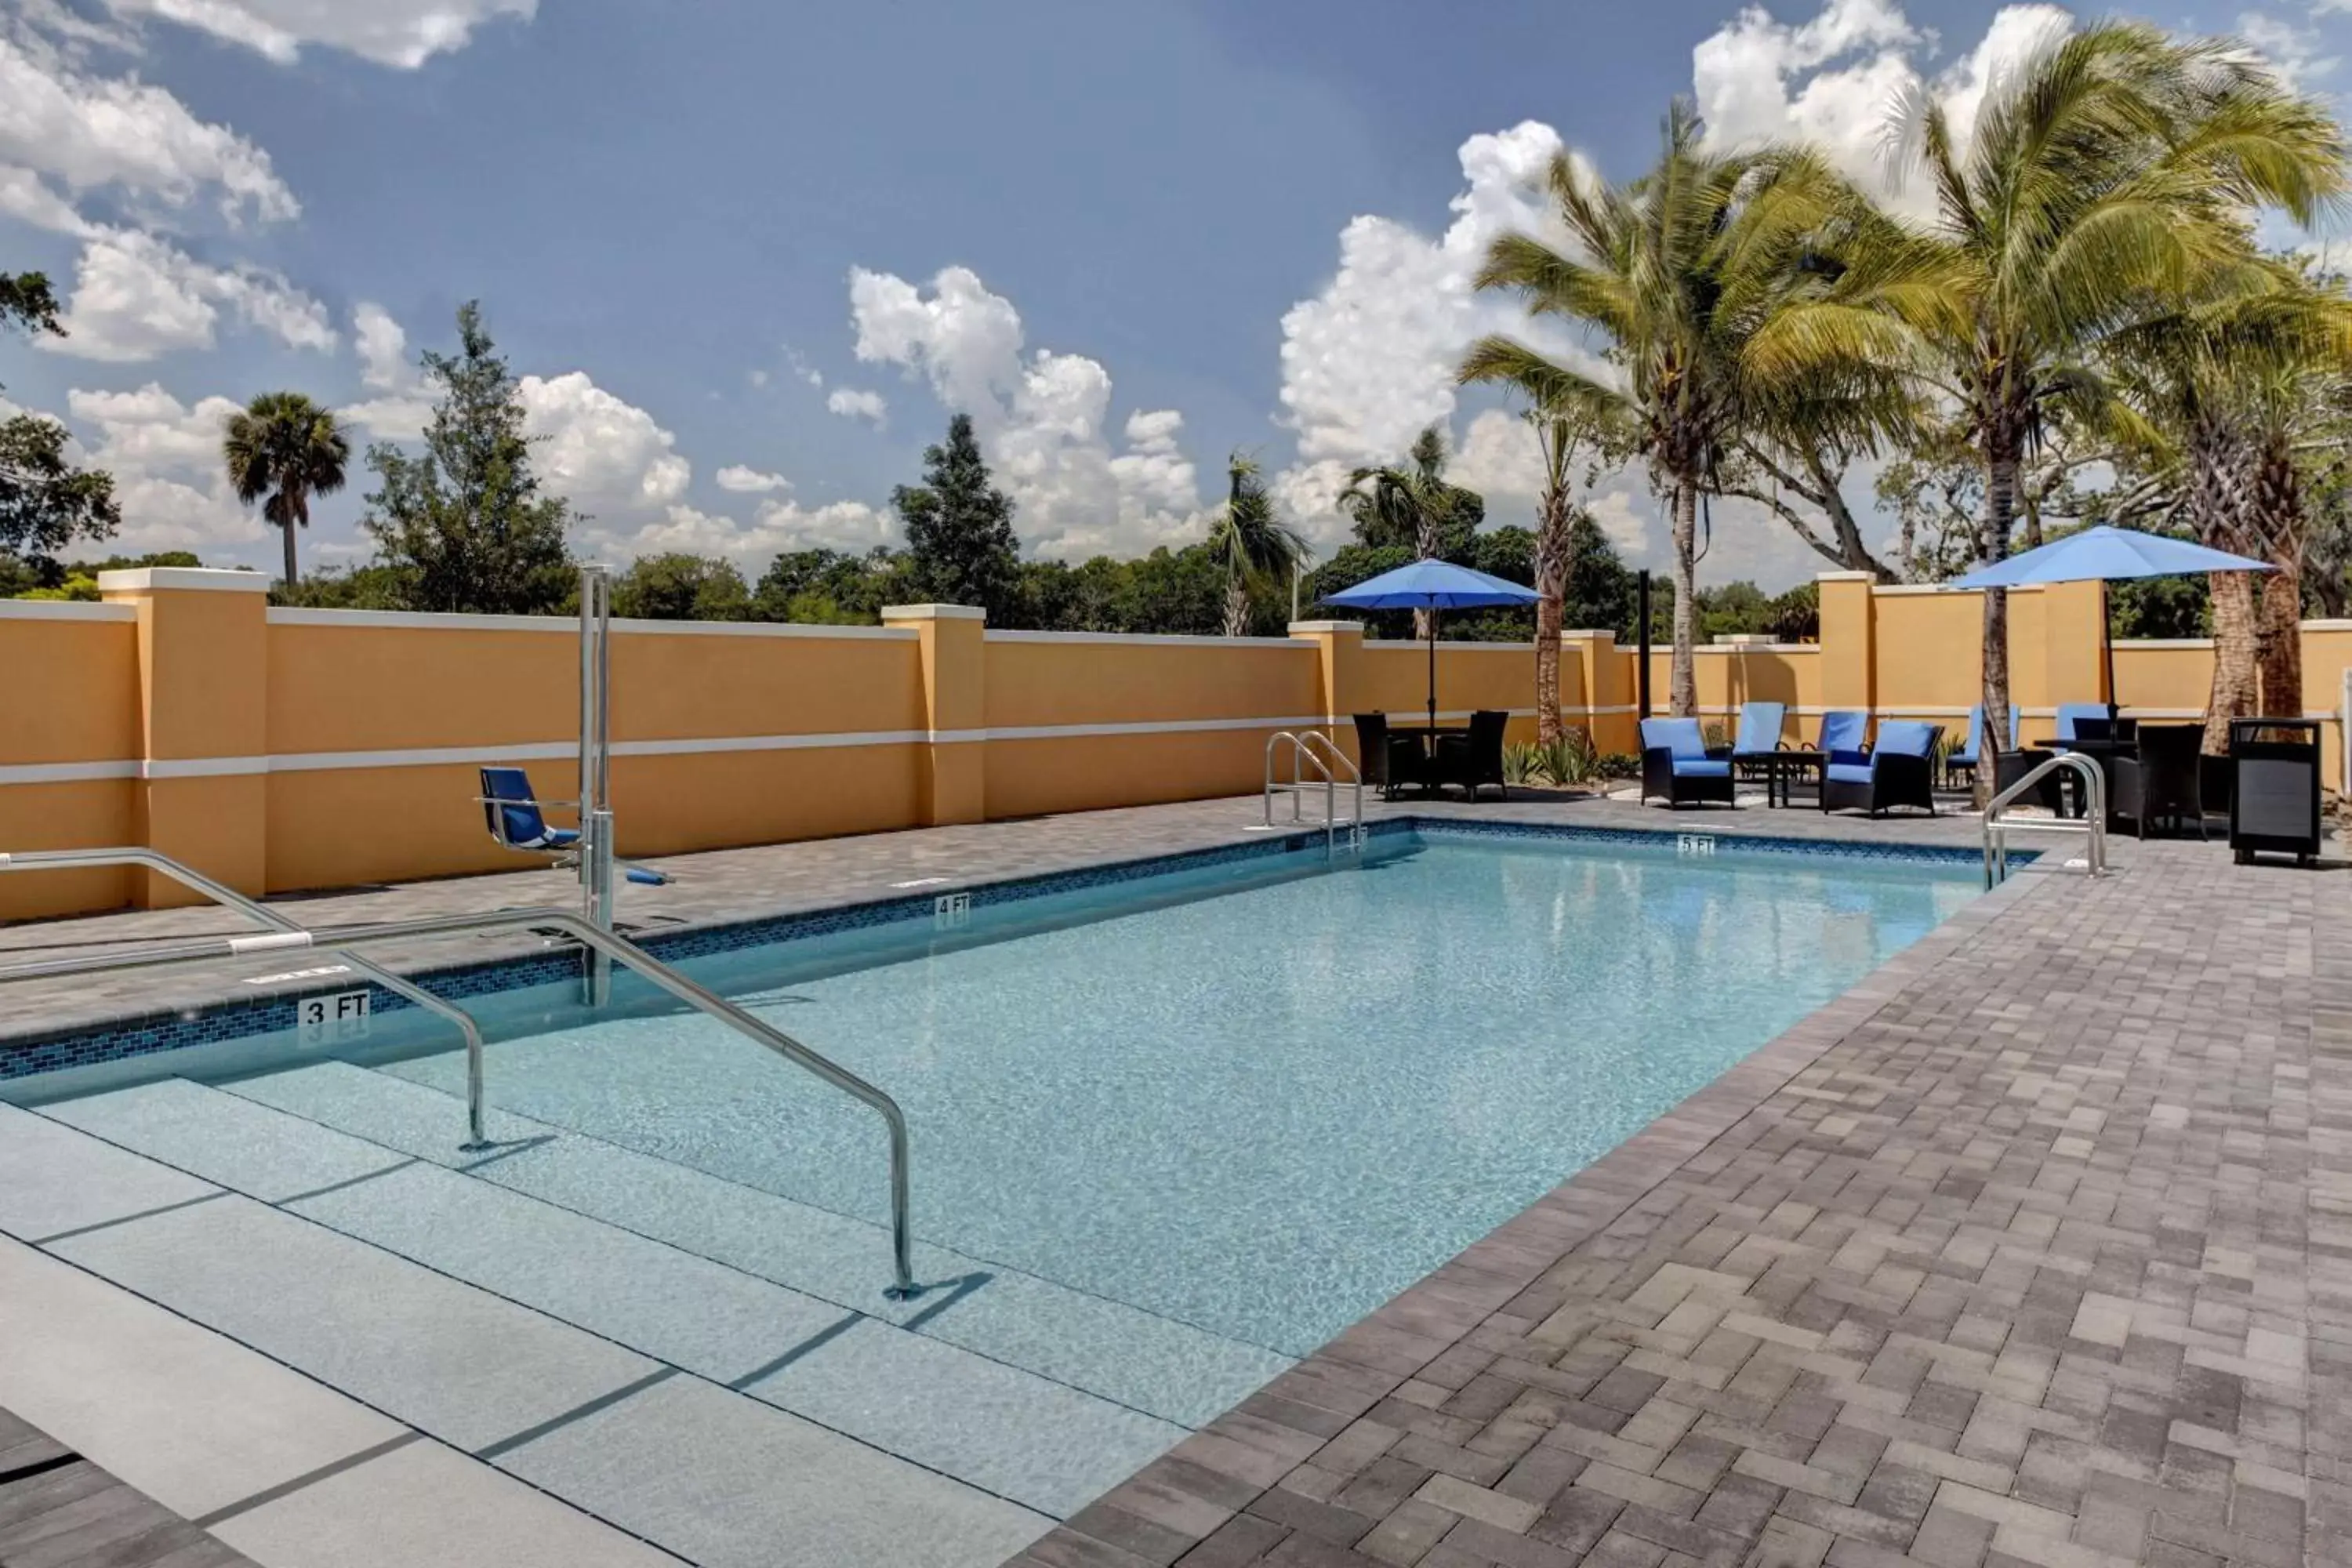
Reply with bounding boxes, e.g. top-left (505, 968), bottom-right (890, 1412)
top-left (0, 816), bottom-right (2022, 1083)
